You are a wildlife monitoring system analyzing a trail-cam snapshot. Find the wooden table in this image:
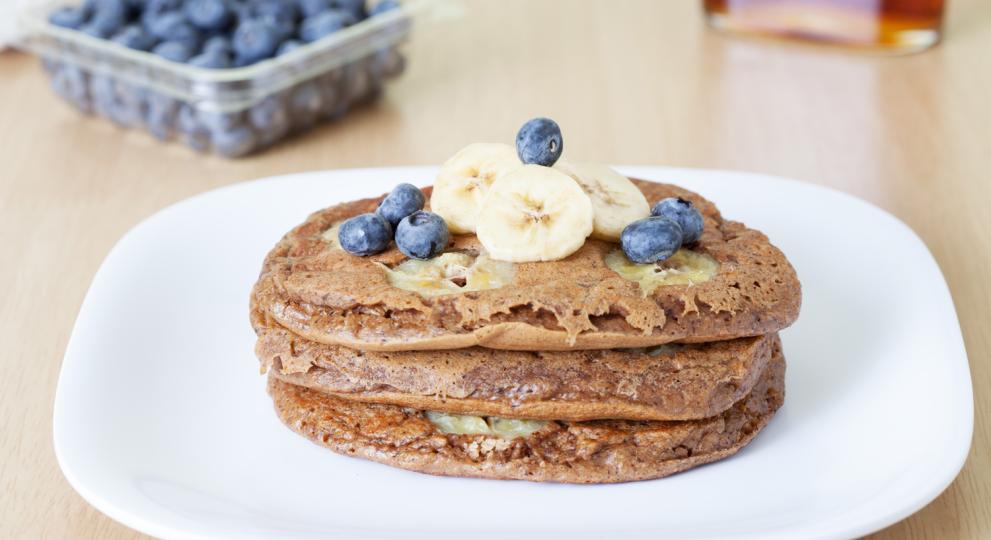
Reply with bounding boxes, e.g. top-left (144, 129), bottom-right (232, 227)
top-left (2, 1), bottom-right (988, 537)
